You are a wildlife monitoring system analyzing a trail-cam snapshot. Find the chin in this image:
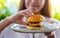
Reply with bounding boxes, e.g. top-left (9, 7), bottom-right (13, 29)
top-left (31, 9), bottom-right (39, 13)
top-left (29, 7), bottom-right (39, 13)
top-left (26, 14), bottom-right (45, 30)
